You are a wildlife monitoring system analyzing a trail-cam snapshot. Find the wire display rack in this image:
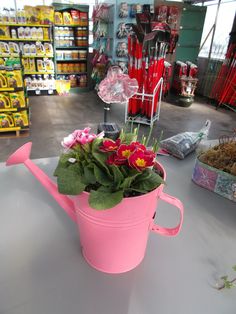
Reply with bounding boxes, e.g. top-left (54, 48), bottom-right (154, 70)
top-left (125, 77), bottom-right (163, 127)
